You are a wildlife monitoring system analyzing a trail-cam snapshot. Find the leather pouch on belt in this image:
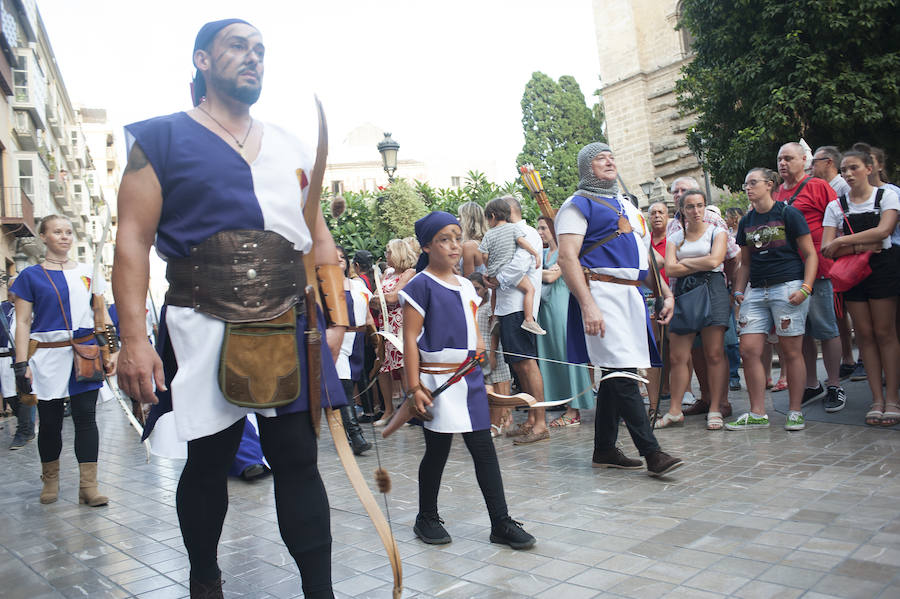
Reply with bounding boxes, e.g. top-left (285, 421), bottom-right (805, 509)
top-left (218, 307), bottom-right (301, 408)
top-left (73, 343), bottom-right (104, 383)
